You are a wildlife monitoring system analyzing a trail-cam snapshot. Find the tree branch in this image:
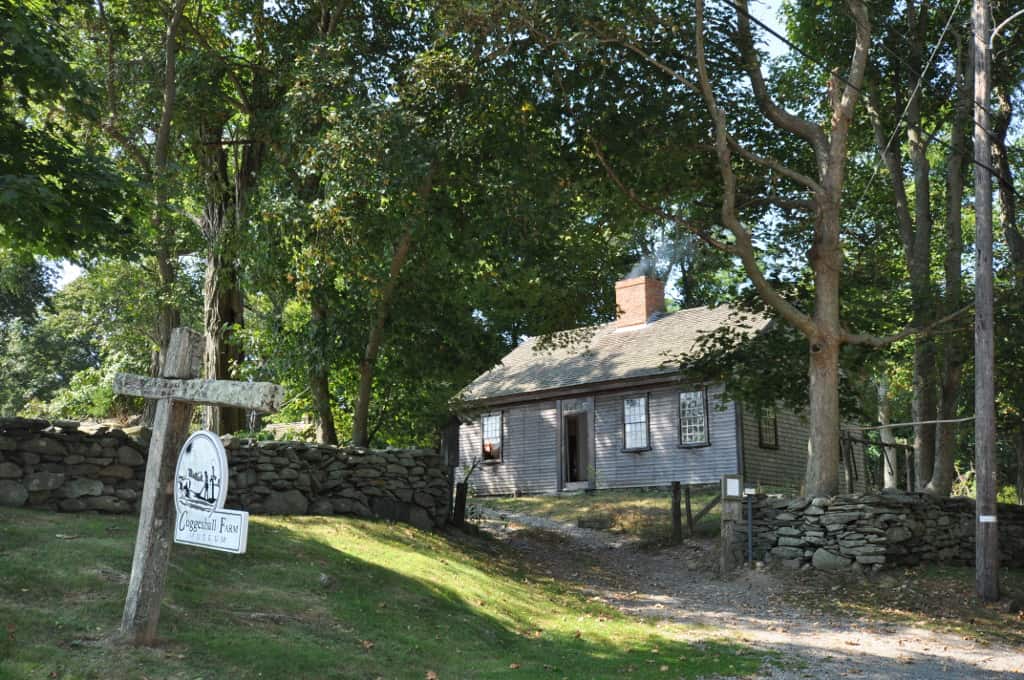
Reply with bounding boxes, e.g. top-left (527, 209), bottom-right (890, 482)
top-left (733, 0), bottom-right (828, 169)
top-left (727, 136), bottom-right (823, 193)
top-left (613, 38), bottom-right (701, 96)
top-left (824, 0), bottom-right (871, 185)
top-left (843, 305), bottom-right (972, 347)
top-left (865, 88), bottom-right (914, 253)
top-left (695, 0), bottom-right (816, 337)
top-left (97, 0), bottom-right (151, 176)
